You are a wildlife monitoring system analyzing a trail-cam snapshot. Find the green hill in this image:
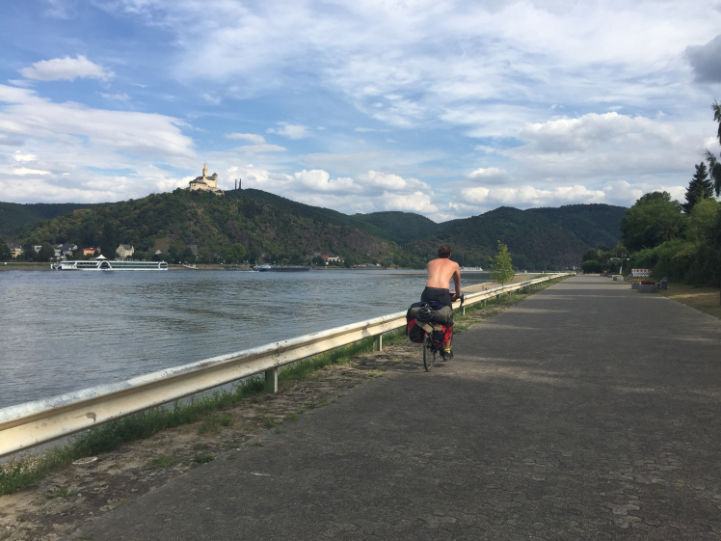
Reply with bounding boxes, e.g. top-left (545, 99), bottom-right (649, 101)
top-left (350, 211), bottom-right (440, 244)
top-left (407, 204), bottom-right (626, 269)
top-left (0, 202), bottom-right (95, 239)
